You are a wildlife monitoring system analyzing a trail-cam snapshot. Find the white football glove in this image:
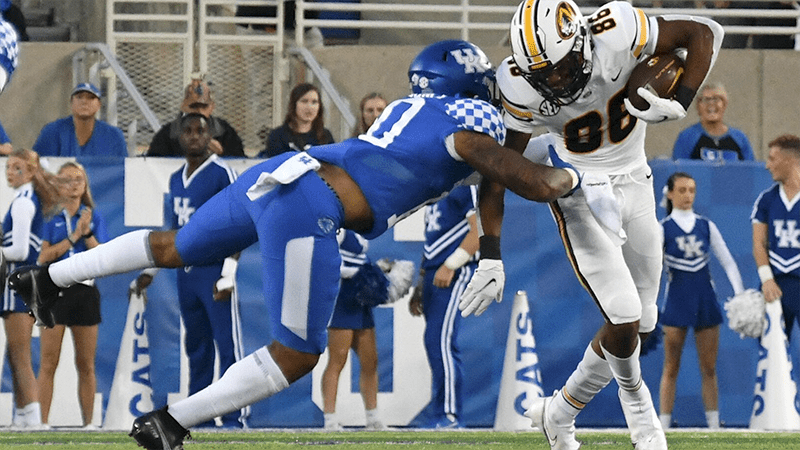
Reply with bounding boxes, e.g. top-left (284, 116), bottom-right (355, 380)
top-left (624, 88), bottom-right (687, 124)
top-left (459, 259), bottom-right (505, 317)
